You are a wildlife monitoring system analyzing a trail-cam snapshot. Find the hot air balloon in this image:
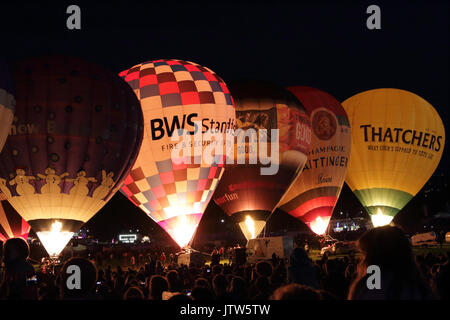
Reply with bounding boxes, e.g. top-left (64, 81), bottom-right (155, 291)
top-left (342, 88), bottom-right (445, 227)
top-left (0, 59), bottom-right (15, 153)
top-left (278, 86), bottom-right (351, 235)
top-left (213, 81), bottom-right (311, 241)
top-left (119, 59), bottom-right (235, 248)
top-left (0, 200), bottom-right (30, 242)
top-left (0, 56), bottom-right (144, 258)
